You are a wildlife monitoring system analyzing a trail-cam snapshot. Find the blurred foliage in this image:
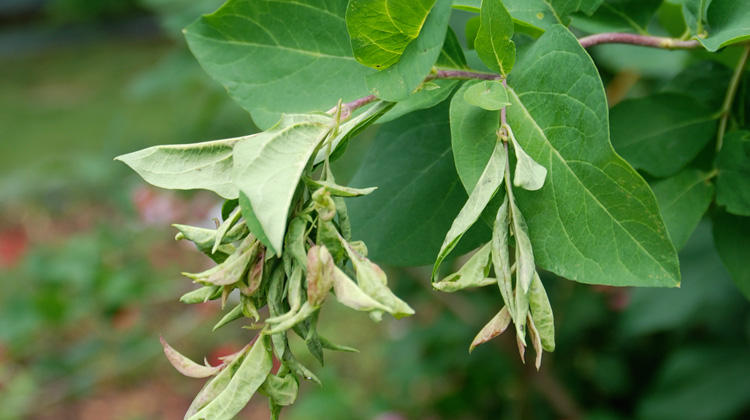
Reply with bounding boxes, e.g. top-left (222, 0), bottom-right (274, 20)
top-left (0, 1), bottom-right (749, 419)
